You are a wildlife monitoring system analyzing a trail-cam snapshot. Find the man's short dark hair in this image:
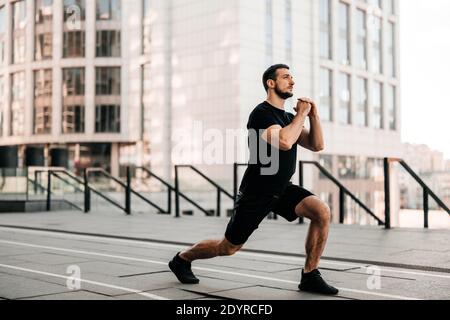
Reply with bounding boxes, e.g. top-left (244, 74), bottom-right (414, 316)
top-left (262, 64), bottom-right (290, 93)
